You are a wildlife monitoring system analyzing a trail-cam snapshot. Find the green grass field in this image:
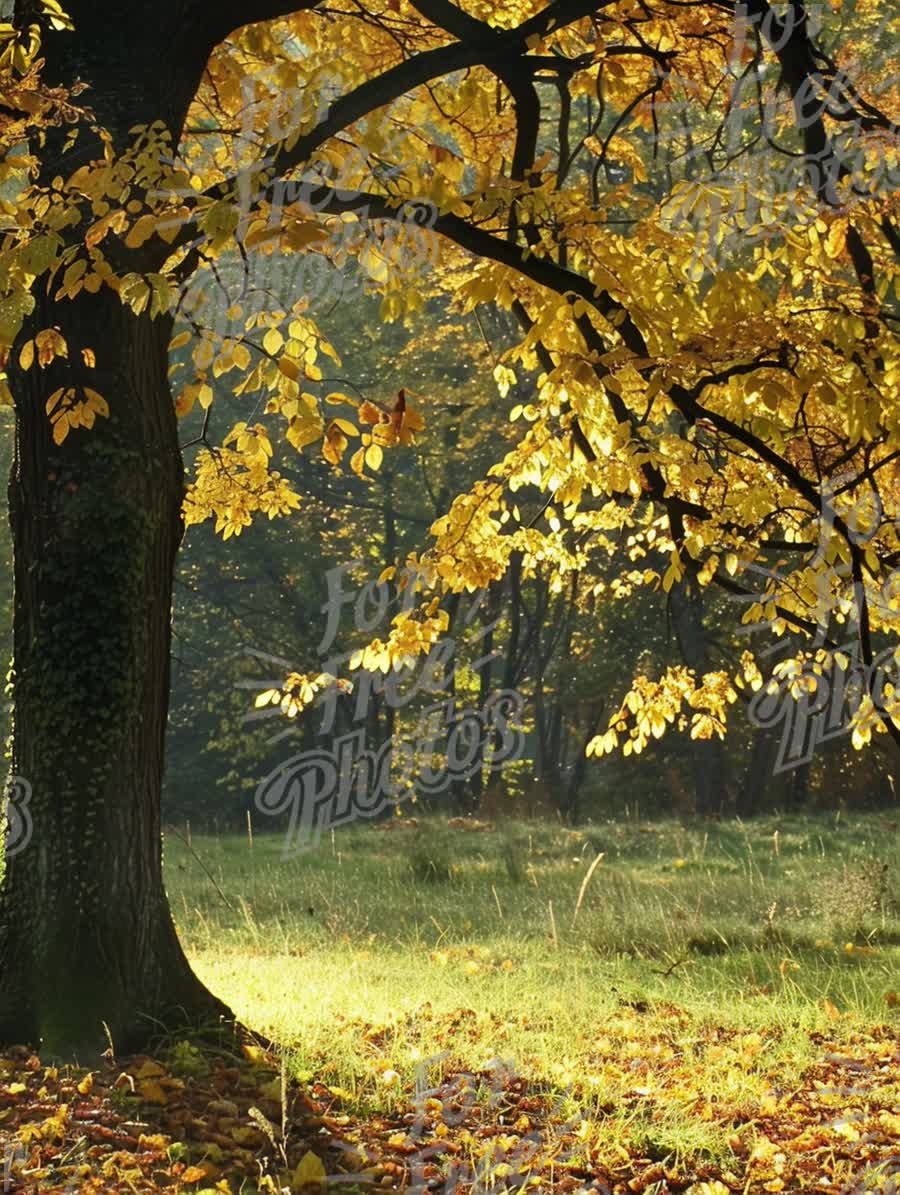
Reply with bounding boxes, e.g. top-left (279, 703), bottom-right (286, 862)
top-left (162, 812), bottom-right (900, 1193)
